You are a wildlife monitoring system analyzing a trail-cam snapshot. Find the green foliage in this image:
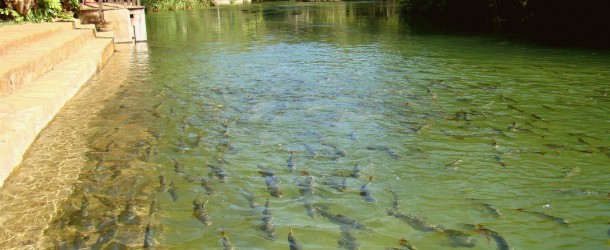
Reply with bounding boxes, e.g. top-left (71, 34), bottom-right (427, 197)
top-left (141, 0), bottom-right (213, 12)
top-left (27, 0), bottom-right (62, 22)
top-left (1, 7), bottom-right (25, 22)
top-left (62, 0), bottom-right (80, 14)
top-left (1, 0), bottom-right (75, 22)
